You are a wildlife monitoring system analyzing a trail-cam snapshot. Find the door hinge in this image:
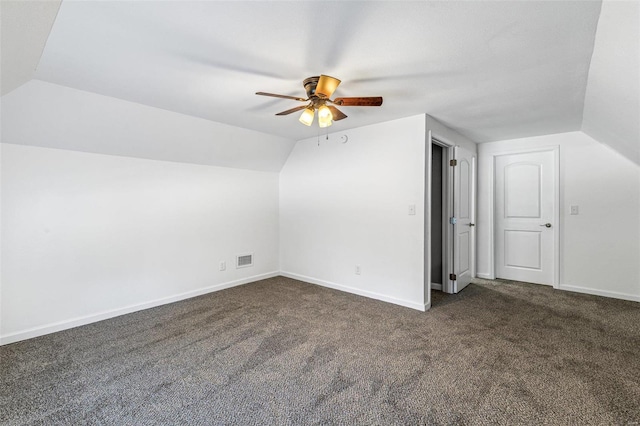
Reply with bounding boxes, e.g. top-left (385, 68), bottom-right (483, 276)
top-left (450, 273), bottom-right (457, 281)
top-left (449, 217), bottom-right (457, 225)
top-left (450, 159), bottom-right (457, 167)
